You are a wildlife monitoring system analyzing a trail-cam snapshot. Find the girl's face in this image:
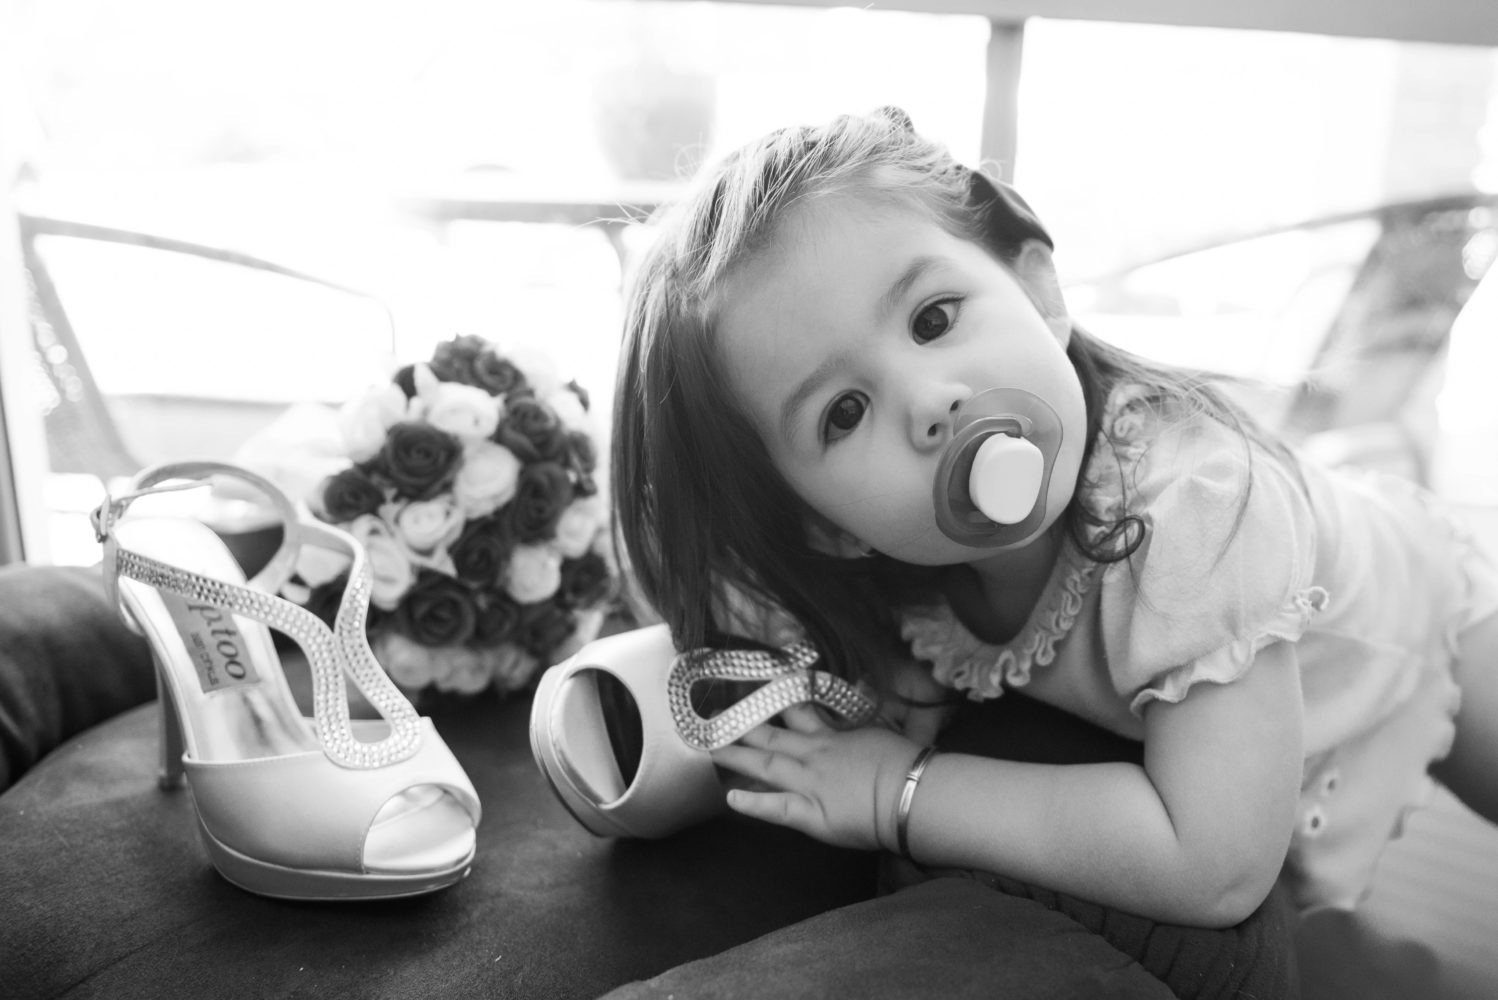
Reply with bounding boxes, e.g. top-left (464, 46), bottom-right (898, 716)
top-left (714, 194), bottom-right (1087, 566)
